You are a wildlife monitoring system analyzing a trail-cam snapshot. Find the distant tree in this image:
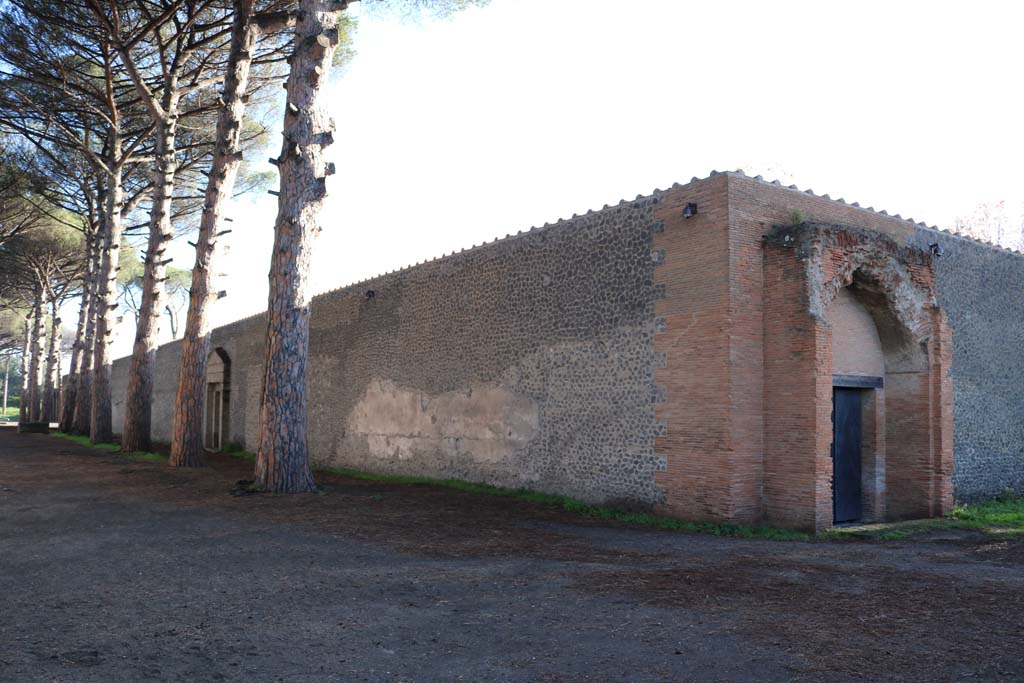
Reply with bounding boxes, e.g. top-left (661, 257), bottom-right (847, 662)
top-left (162, 267), bottom-right (194, 339)
top-left (117, 240), bottom-right (192, 338)
top-left (0, 0), bottom-right (155, 442)
top-left (0, 224), bottom-right (85, 421)
top-left (0, 307), bottom-right (28, 418)
top-left (0, 142), bottom-right (45, 245)
top-left (954, 200), bottom-right (1024, 252)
